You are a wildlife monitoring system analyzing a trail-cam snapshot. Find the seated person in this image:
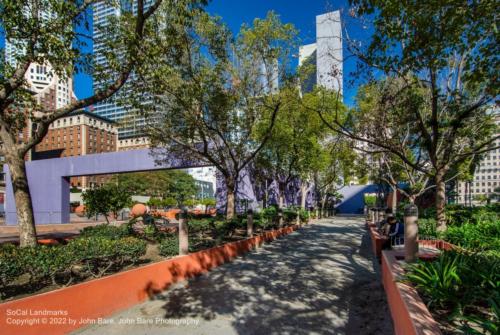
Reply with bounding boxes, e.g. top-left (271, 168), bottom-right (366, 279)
top-left (382, 217), bottom-right (405, 249)
top-left (376, 207), bottom-right (393, 229)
